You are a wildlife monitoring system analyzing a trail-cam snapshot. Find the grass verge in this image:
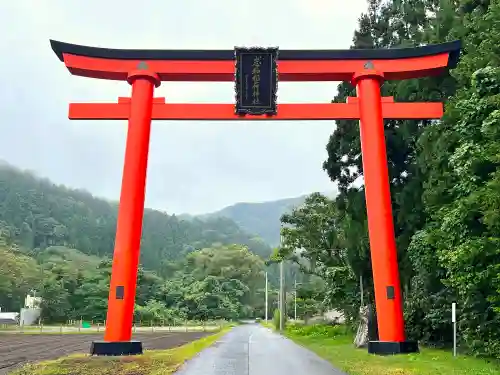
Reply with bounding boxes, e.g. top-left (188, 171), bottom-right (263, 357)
top-left (260, 321), bottom-right (274, 330)
top-left (282, 324), bottom-right (500, 375)
top-left (11, 328), bottom-right (230, 375)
